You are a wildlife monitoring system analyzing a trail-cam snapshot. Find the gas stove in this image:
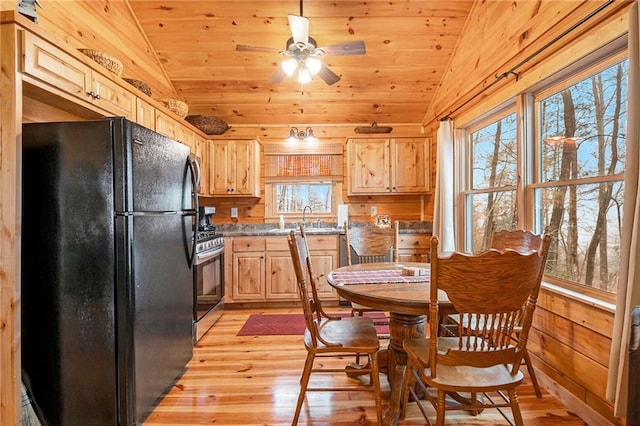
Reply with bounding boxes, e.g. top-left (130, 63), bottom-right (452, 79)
top-left (196, 229), bottom-right (224, 255)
